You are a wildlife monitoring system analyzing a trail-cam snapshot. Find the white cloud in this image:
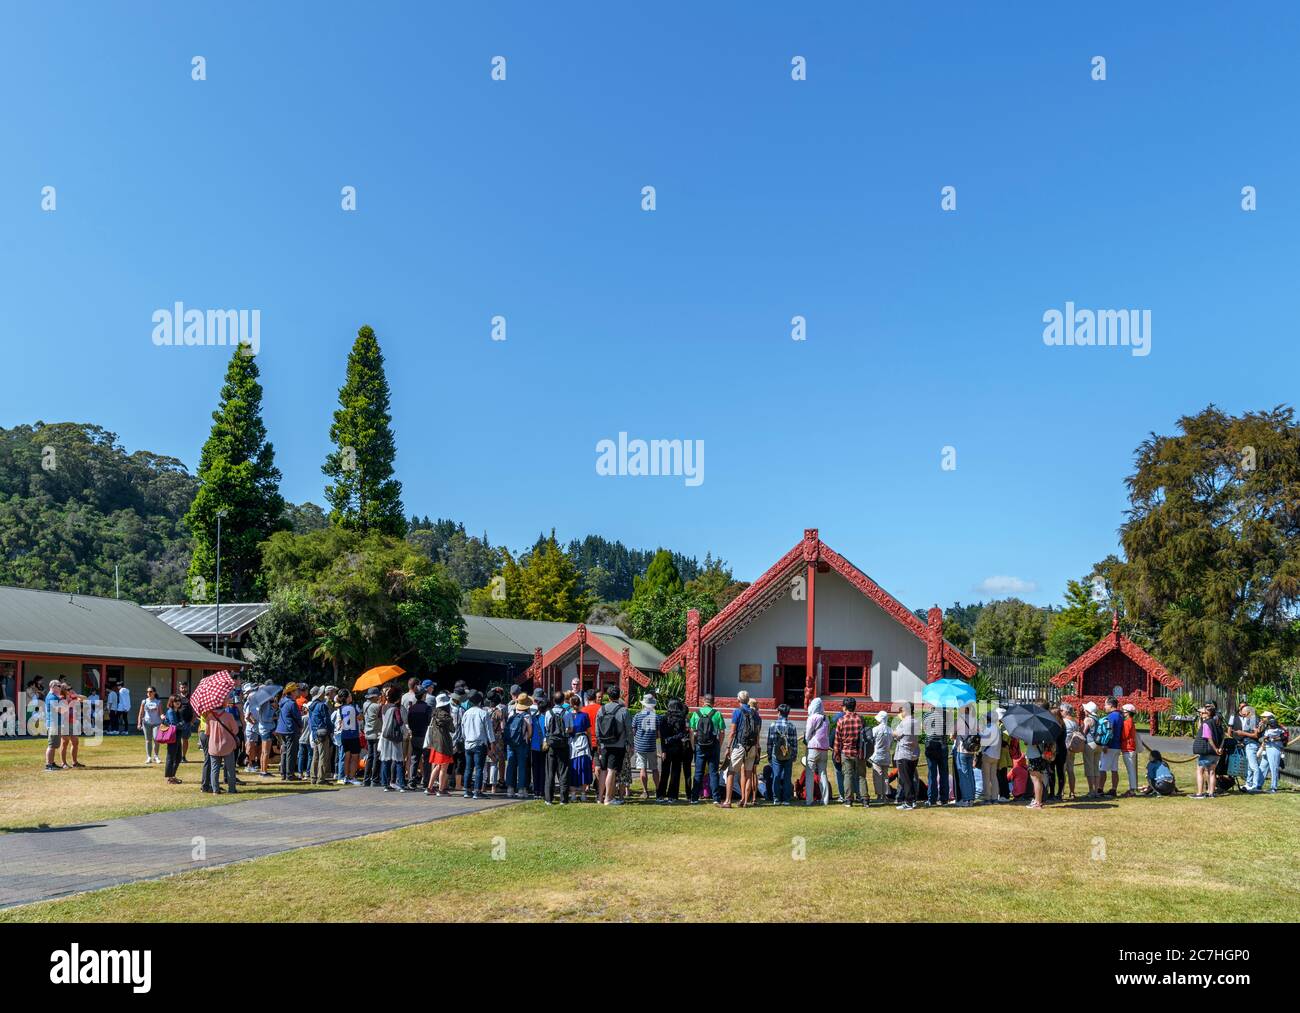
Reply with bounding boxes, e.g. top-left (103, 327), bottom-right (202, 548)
top-left (974, 575), bottom-right (1038, 596)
